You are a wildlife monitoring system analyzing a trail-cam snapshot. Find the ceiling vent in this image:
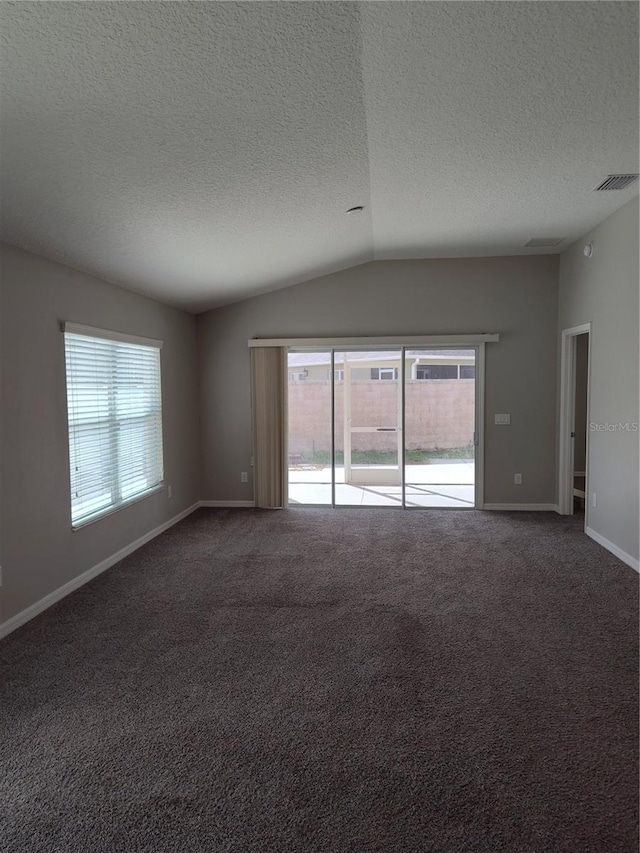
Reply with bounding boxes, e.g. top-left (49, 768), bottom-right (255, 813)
top-left (594, 174), bottom-right (639, 191)
top-left (524, 237), bottom-right (565, 248)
